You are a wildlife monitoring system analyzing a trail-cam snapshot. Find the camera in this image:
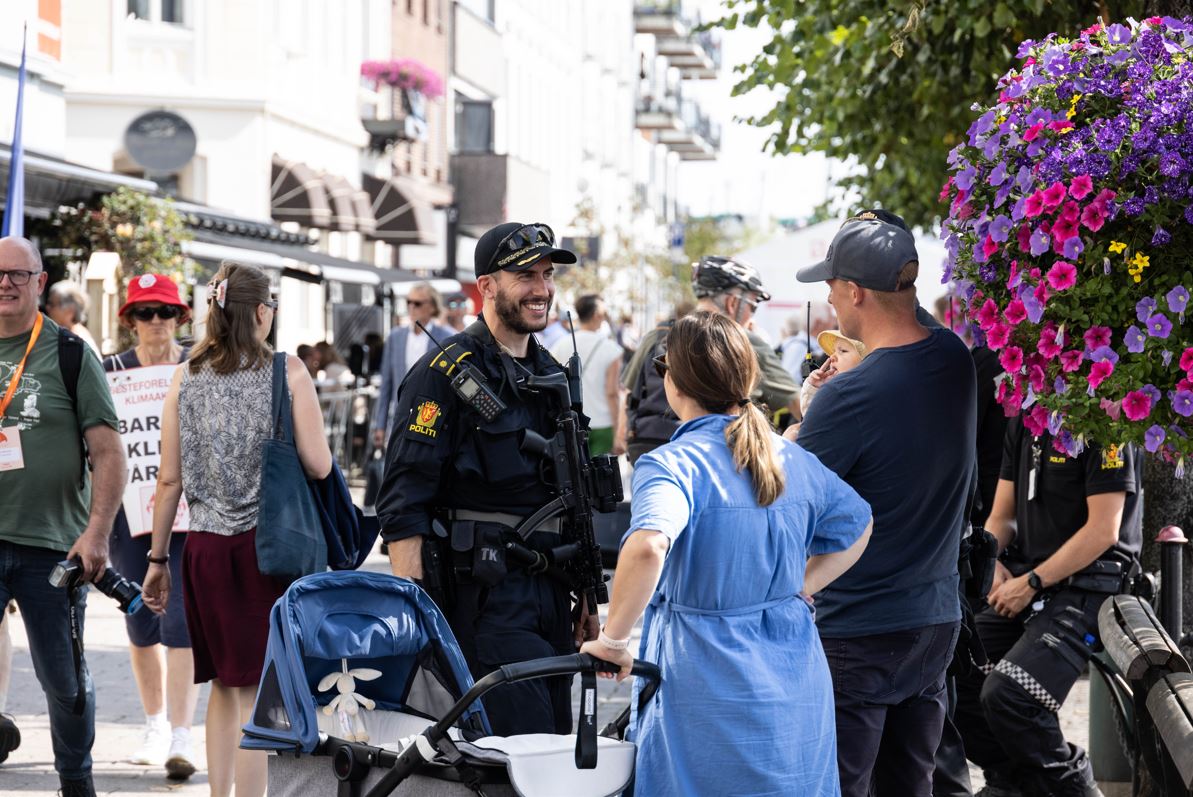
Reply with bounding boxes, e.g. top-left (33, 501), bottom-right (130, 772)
top-left (800, 352), bottom-right (829, 380)
top-left (48, 558), bottom-right (144, 615)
